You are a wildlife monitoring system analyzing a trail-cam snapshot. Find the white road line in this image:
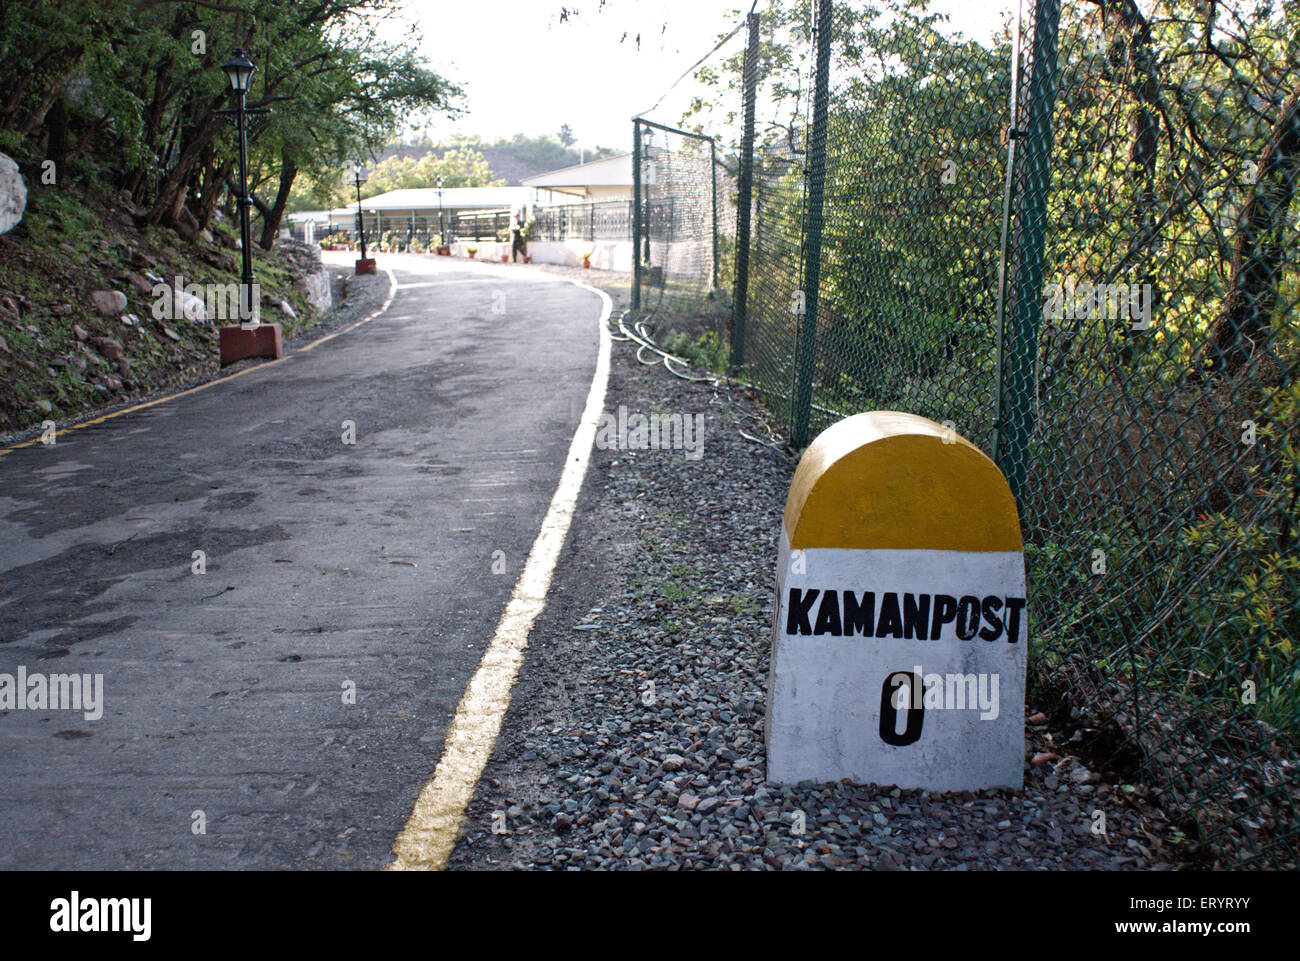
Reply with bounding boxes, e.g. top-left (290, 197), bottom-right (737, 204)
top-left (387, 280), bottom-right (612, 871)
